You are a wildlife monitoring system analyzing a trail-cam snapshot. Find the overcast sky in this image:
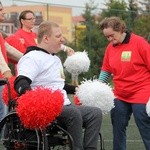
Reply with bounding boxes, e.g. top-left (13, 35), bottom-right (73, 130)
top-left (2, 0), bottom-right (107, 15)
top-left (2, 0), bottom-right (106, 7)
